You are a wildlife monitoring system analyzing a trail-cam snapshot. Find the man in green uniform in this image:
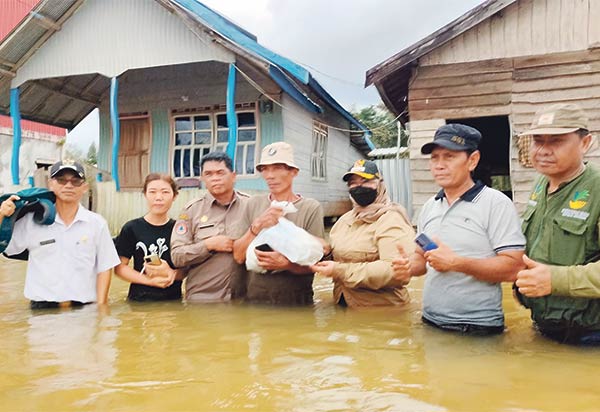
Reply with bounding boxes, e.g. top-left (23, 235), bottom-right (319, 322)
top-left (516, 103), bottom-right (600, 345)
